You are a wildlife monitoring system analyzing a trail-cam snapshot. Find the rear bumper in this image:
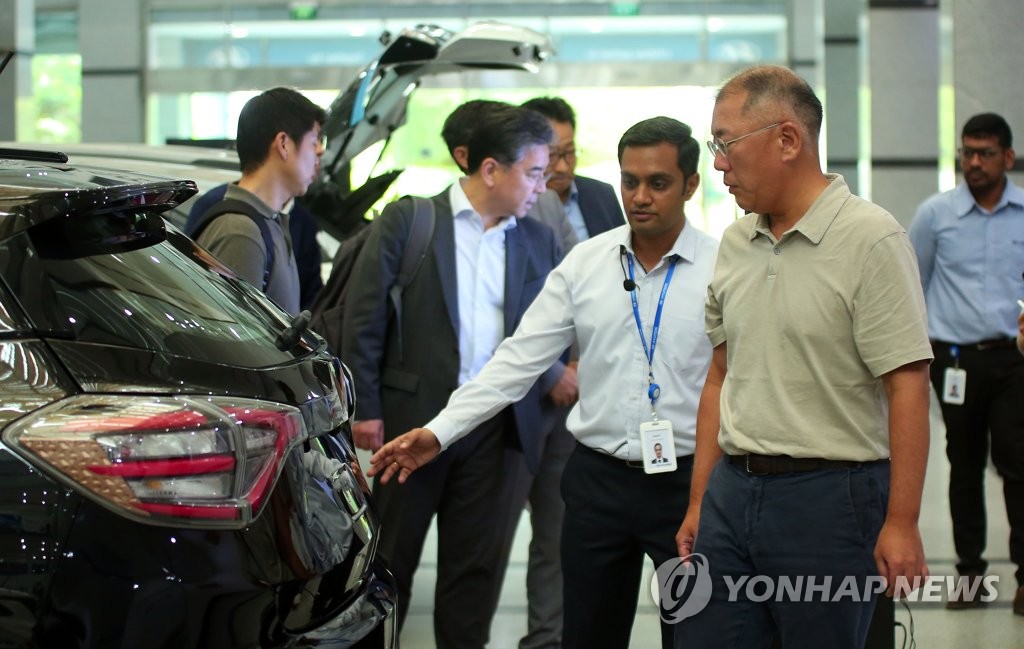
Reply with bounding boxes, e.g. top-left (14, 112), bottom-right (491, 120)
top-left (295, 567), bottom-right (398, 648)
